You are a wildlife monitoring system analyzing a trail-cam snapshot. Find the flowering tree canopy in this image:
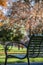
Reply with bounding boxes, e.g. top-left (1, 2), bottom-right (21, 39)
top-left (0, 0), bottom-right (43, 42)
